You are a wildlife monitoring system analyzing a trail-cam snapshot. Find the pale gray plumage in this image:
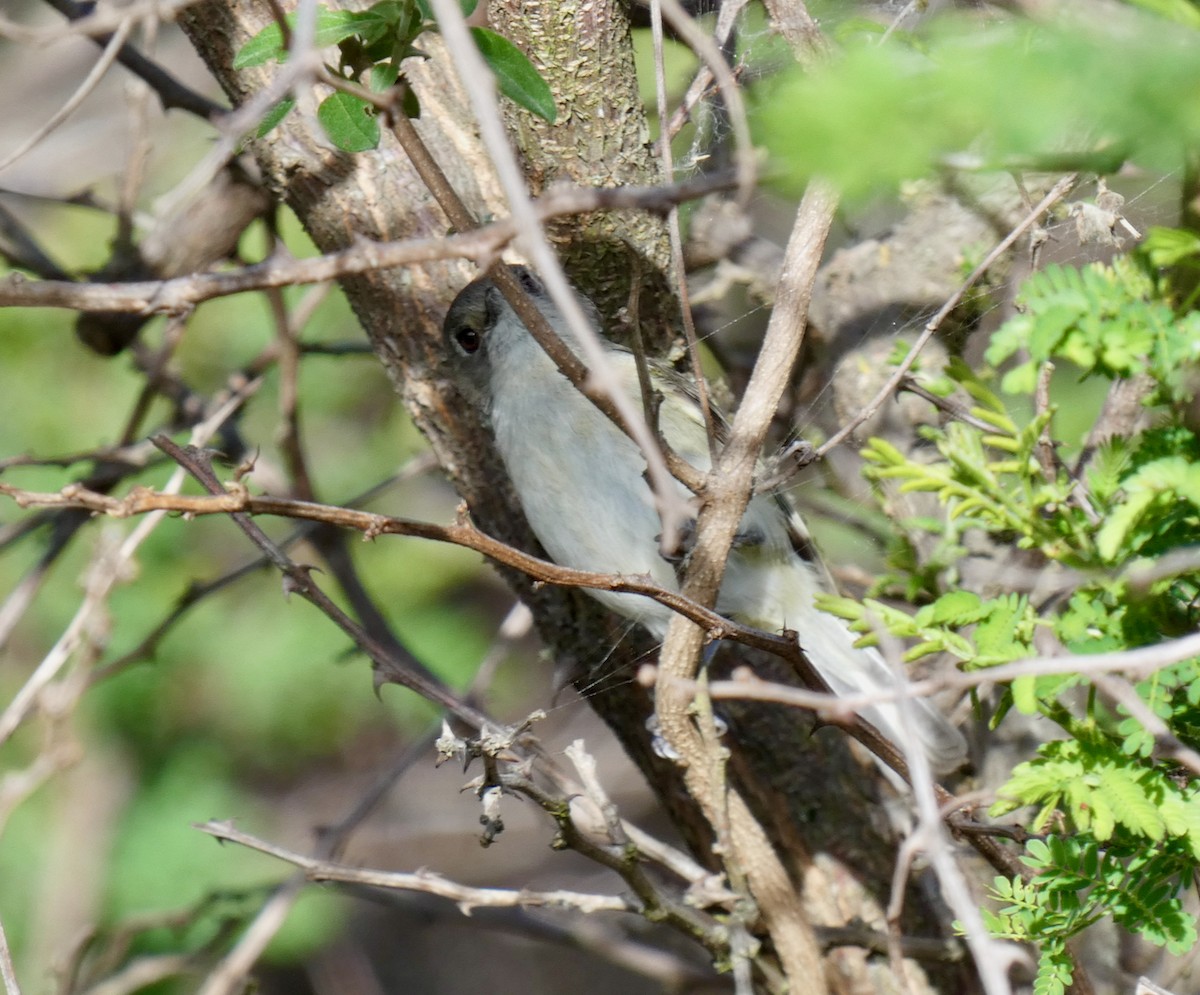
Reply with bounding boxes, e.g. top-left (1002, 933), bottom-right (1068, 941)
top-left (443, 266), bottom-right (967, 772)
